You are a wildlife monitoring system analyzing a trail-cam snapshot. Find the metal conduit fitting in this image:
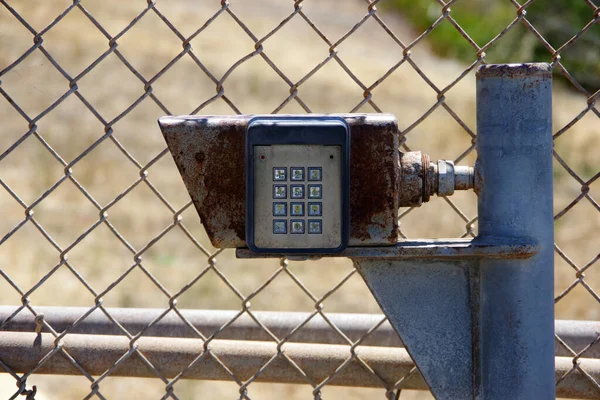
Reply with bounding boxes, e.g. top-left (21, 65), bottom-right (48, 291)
top-left (398, 151), bottom-right (475, 207)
